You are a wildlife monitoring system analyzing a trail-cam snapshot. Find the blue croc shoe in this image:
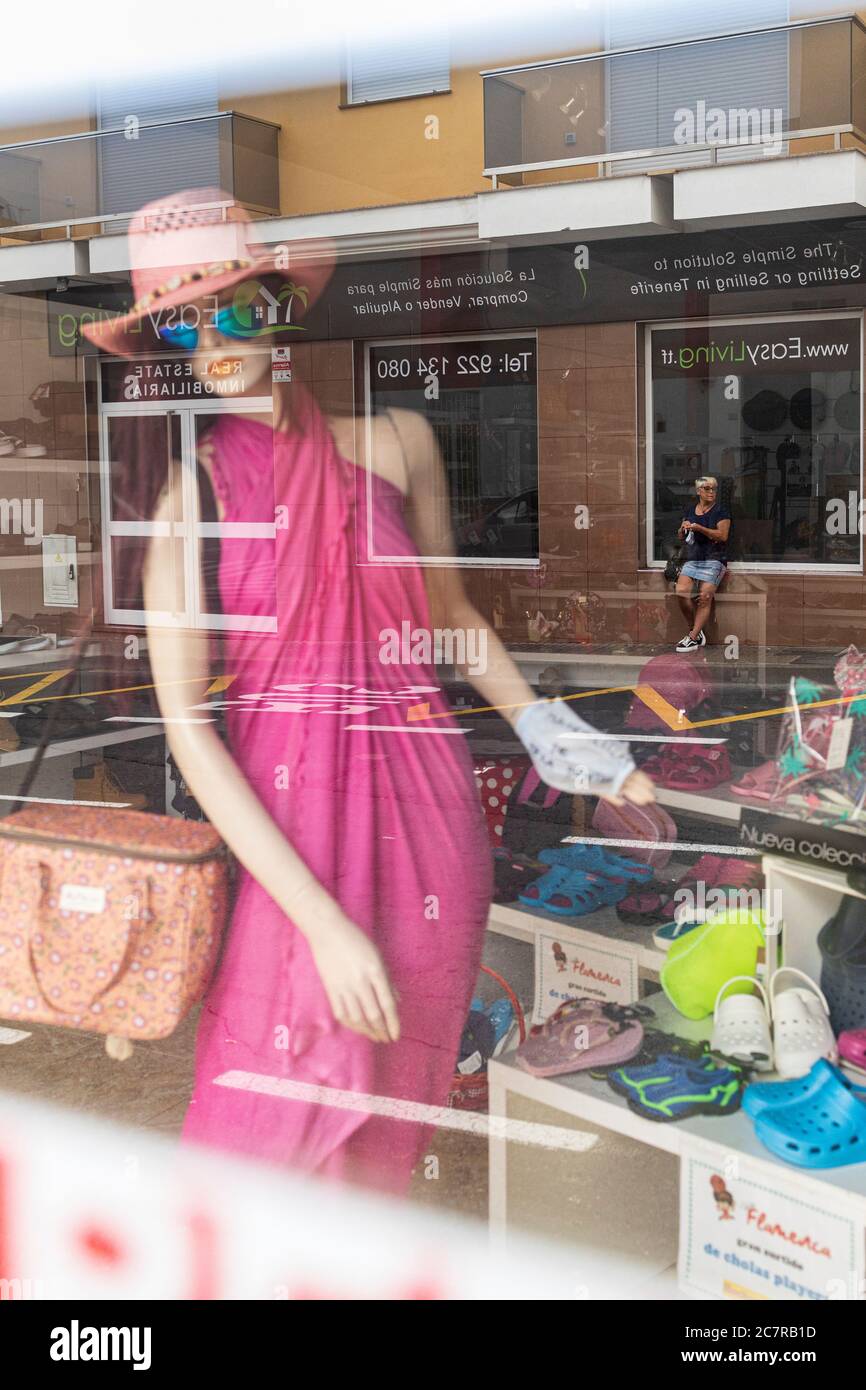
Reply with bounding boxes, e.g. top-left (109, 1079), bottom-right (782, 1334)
top-left (753, 1060), bottom-right (866, 1168)
top-left (743, 1058), bottom-right (853, 1119)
